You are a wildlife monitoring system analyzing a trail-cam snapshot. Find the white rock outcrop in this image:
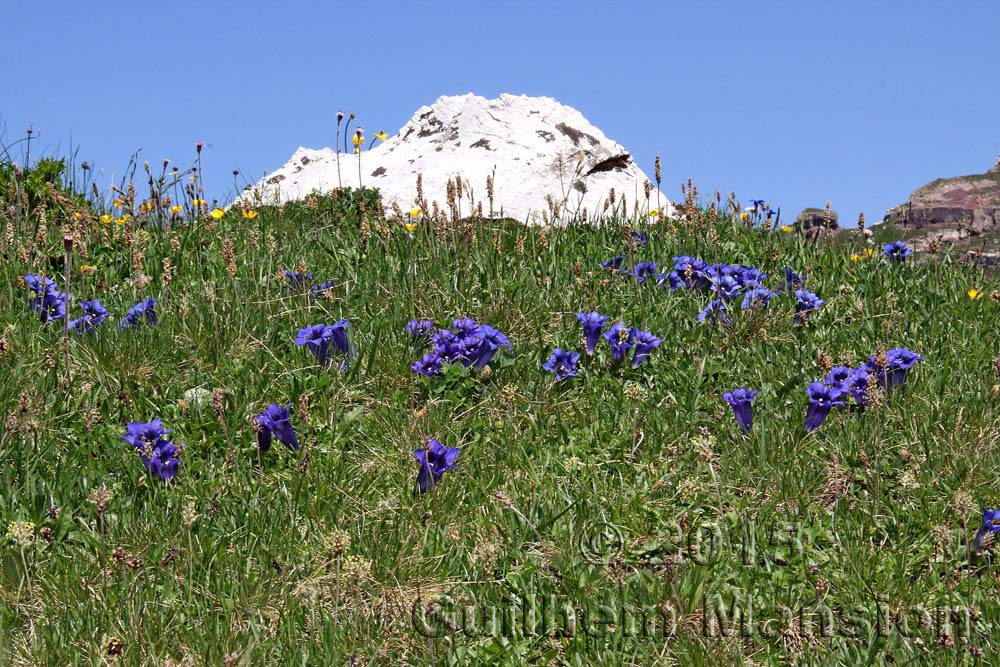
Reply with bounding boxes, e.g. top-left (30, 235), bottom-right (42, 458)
top-left (244, 93), bottom-right (673, 223)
